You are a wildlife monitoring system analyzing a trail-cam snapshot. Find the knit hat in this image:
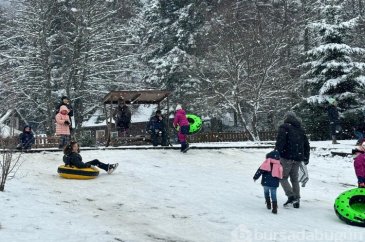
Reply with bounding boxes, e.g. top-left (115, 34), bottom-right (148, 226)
top-left (266, 150), bottom-right (280, 160)
top-left (176, 104), bottom-right (182, 111)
